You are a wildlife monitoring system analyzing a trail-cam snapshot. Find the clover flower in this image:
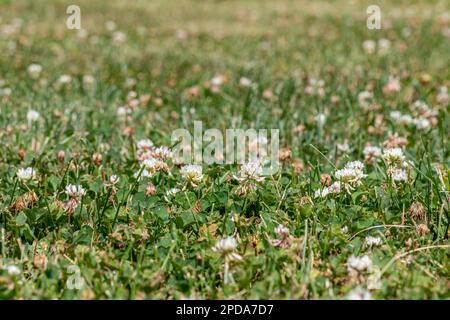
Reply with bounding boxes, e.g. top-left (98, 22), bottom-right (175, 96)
top-left (315, 181), bottom-right (341, 198)
top-left (213, 236), bottom-right (242, 284)
top-left (381, 148), bottom-right (406, 167)
top-left (210, 75), bottom-right (226, 87)
top-left (27, 63), bottom-right (42, 79)
top-left (117, 106), bottom-right (132, 118)
top-left (27, 109), bottom-right (40, 124)
top-left (388, 167), bottom-right (408, 182)
top-left (271, 225), bottom-right (292, 248)
top-left (17, 167), bottom-right (37, 182)
top-left (344, 161), bottom-right (365, 171)
top-left (364, 236), bottom-right (382, 248)
top-left (347, 255), bottom-right (372, 276)
top-left (436, 86), bottom-right (449, 105)
top-left (136, 139), bottom-right (154, 151)
top-left (65, 184), bottom-right (86, 198)
top-left (305, 78), bottom-right (325, 96)
top-left (413, 117), bottom-right (431, 130)
top-left (334, 161), bottom-right (366, 192)
top-left (212, 237), bottom-right (241, 274)
top-left (180, 164), bottom-right (203, 187)
top-left (239, 77), bottom-right (252, 87)
top-left (5, 265), bottom-right (20, 276)
top-left (83, 75), bottom-right (95, 87)
top-left (152, 146), bottom-right (172, 160)
top-left (134, 169), bottom-right (152, 180)
top-left (315, 113), bottom-right (327, 126)
top-left (358, 91), bottom-right (373, 109)
top-left (382, 76), bottom-right (401, 95)
top-left (378, 38), bottom-right (391, 54)
top-left (142, 157), bottom-right (169, 175)
top-left (58, 74), bottom-right (72, 85)
top-left (363, 145), bottom-right (381, 164)
top-left (362, 40), bottom-right (376, 54)
top-left (347, 287), bottom-right (372, 300)
top-left (236, 161), bottom-right (264, 183)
